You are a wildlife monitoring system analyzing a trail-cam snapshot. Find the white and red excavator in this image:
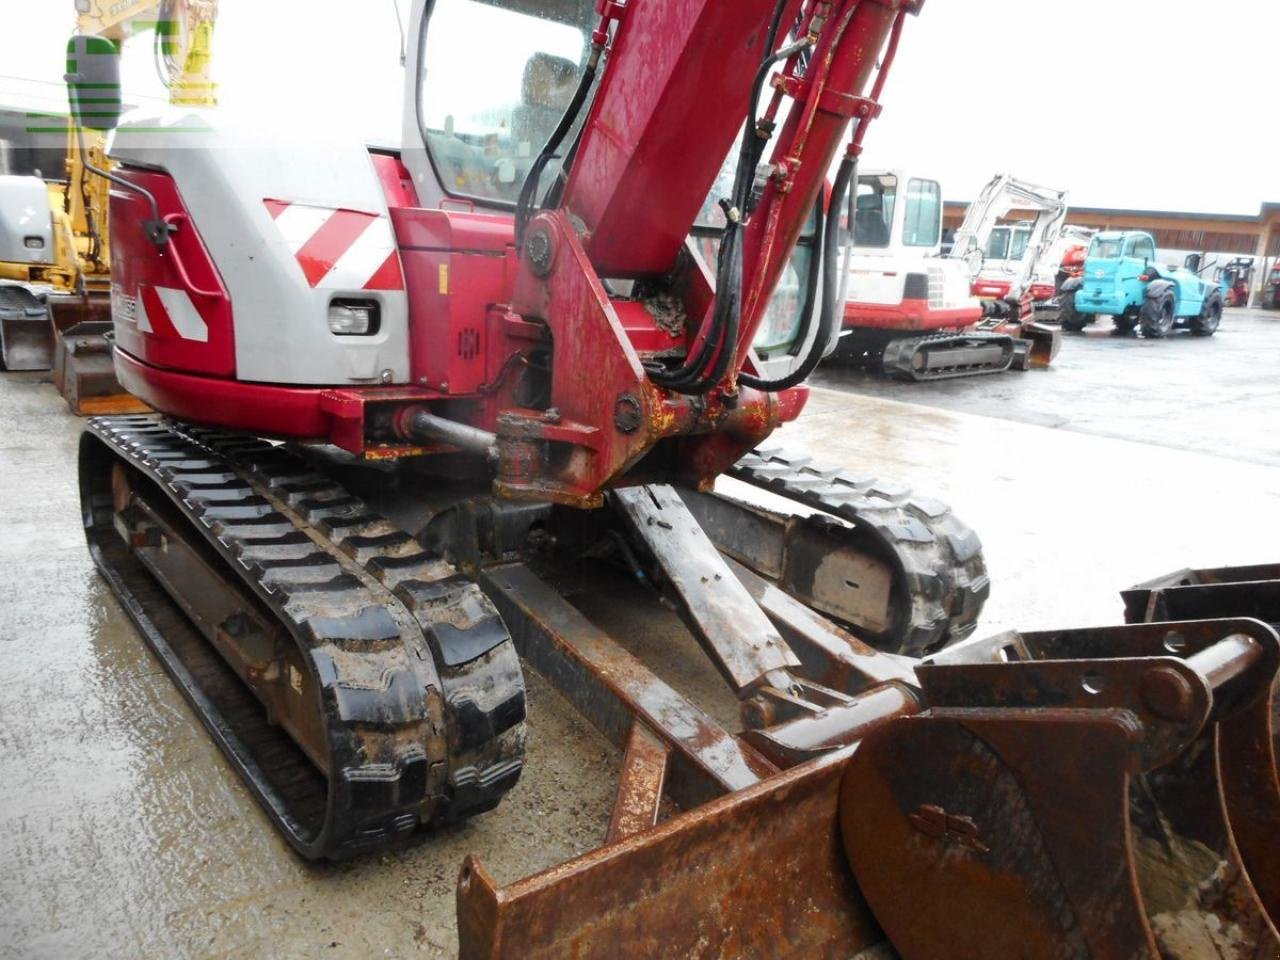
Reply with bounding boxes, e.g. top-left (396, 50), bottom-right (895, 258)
top-left (837, 170), bottom-right (1063, 379)
top-left (67, 1), bottom-right (1280, 957)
